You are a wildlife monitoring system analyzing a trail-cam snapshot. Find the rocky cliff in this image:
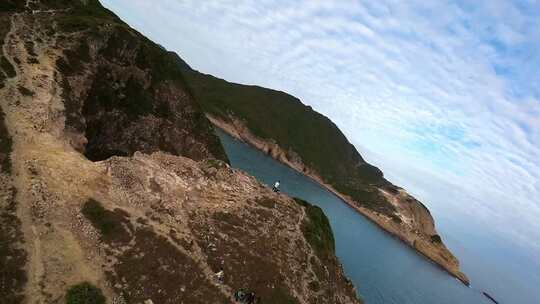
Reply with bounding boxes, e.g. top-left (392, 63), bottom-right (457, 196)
top-left (187, 77), bottom-right (469, 285)
top-left (0, 1), bottom-right (361, 303)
